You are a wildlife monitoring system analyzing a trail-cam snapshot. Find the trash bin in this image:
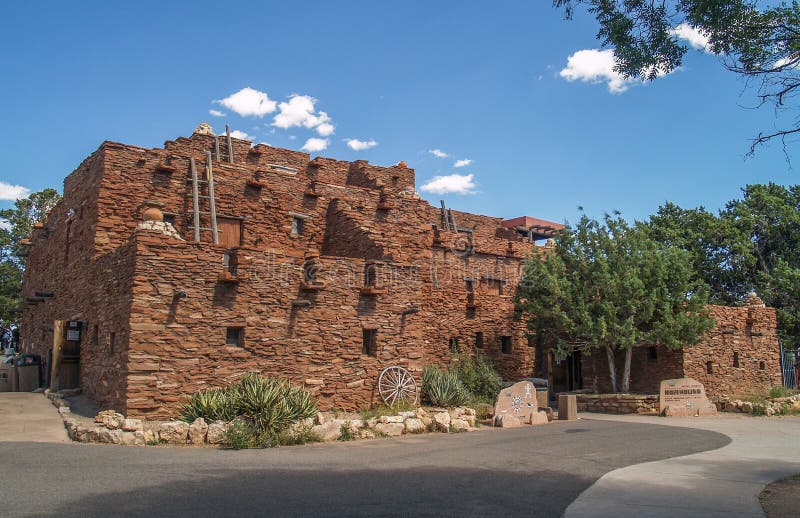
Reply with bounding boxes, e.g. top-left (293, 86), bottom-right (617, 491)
top-left (0, 363), bottom-right (11, 392)
top-left (14, 354), bottom-right (41, 392)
